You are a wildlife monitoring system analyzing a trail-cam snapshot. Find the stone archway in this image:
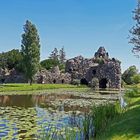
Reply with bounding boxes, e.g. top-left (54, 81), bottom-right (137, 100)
top-left (80, 78), bottom-right (88, 85)
top-left (62, 79), bottom-right (64, 84)
top-left (53, 79), bottom-right (56, 84)
top-left (99, 78), bottom-right (107, 88)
